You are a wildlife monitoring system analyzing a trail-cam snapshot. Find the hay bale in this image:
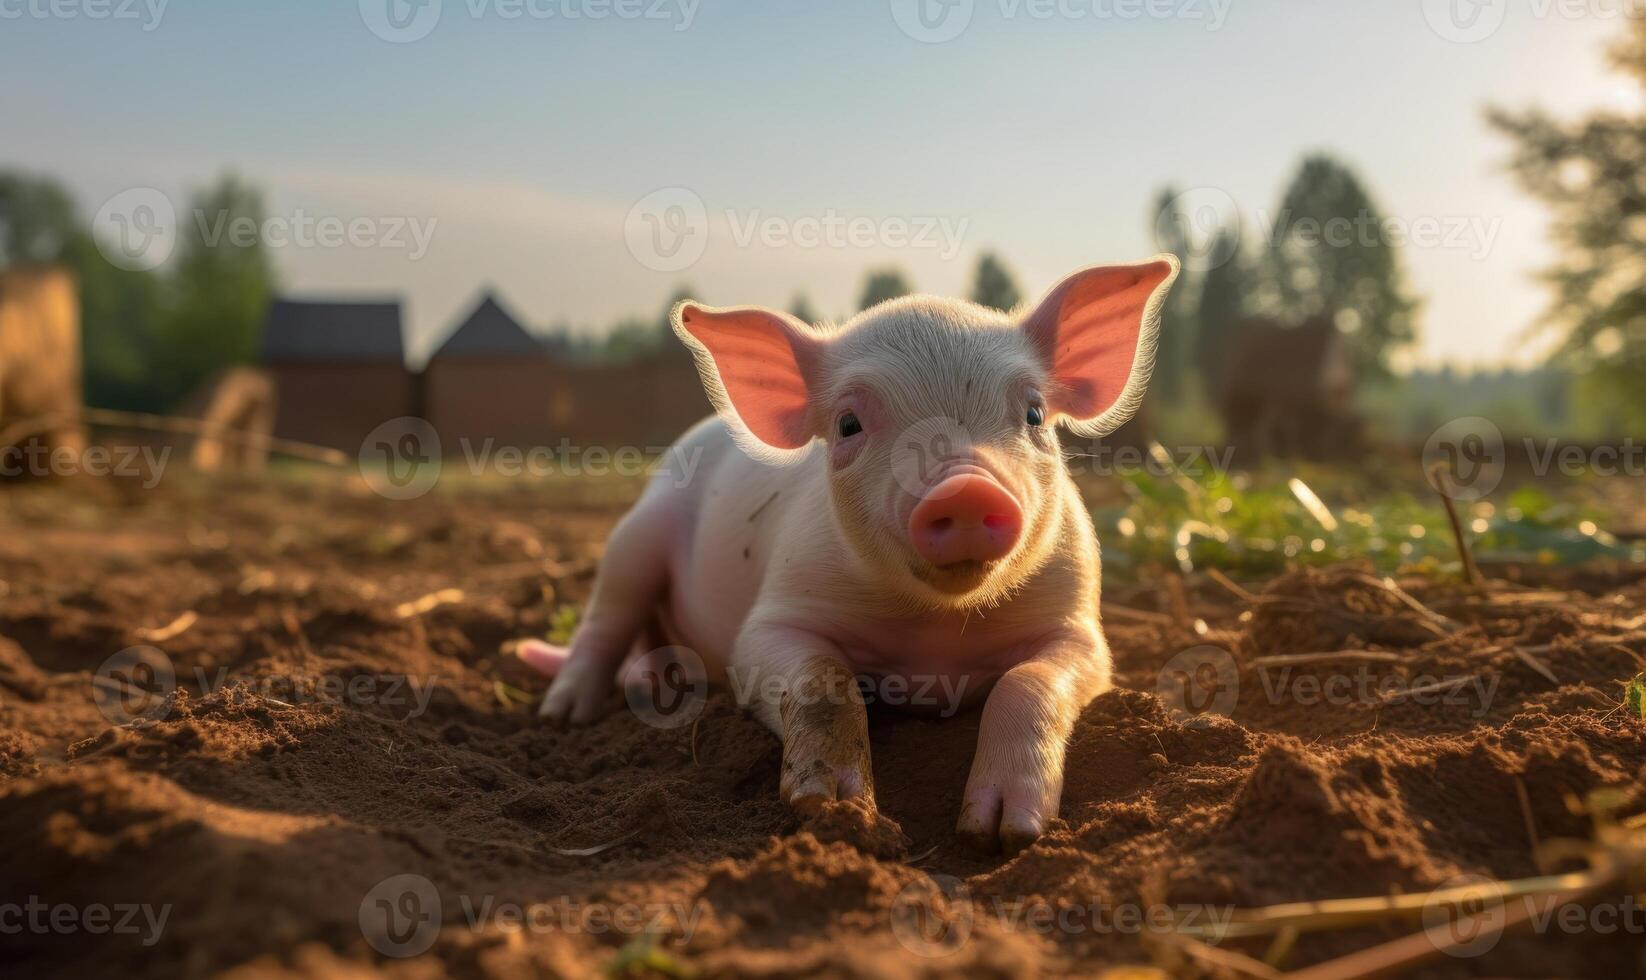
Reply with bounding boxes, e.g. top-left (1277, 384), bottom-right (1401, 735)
top-left (0, 265), bottom-right (84, 465)
top-left (176, 366), bottom-right (277, 473)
